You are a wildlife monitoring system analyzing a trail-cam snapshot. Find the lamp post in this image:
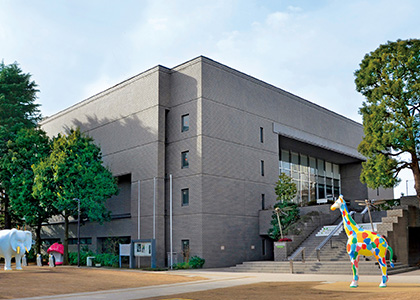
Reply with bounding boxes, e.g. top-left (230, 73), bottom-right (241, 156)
top-left (74, 198), bottom-right (81, 267)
